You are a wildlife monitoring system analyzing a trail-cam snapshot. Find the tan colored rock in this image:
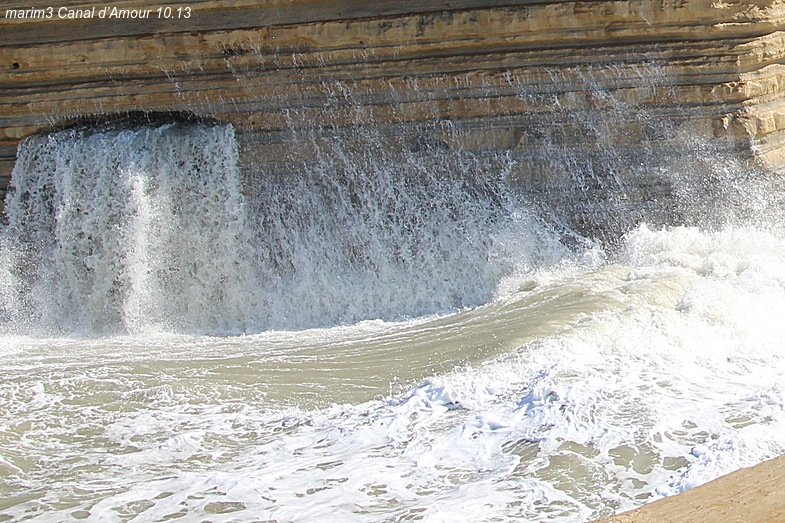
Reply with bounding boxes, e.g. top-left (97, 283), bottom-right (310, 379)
top-left (593, 454), bottom-right (785, 523)
top-left (2, 0), bottom-right (785, 204)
